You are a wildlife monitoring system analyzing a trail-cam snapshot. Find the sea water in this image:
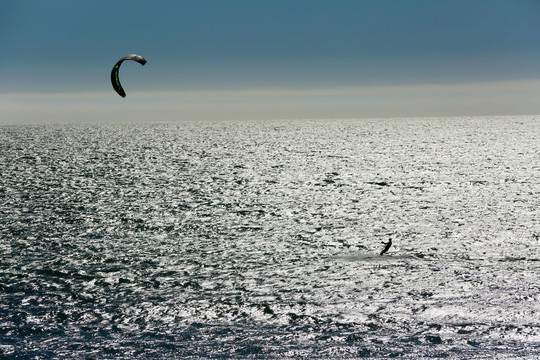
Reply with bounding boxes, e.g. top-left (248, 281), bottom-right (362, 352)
top-left (1, 117), bottom-right (539, 359)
